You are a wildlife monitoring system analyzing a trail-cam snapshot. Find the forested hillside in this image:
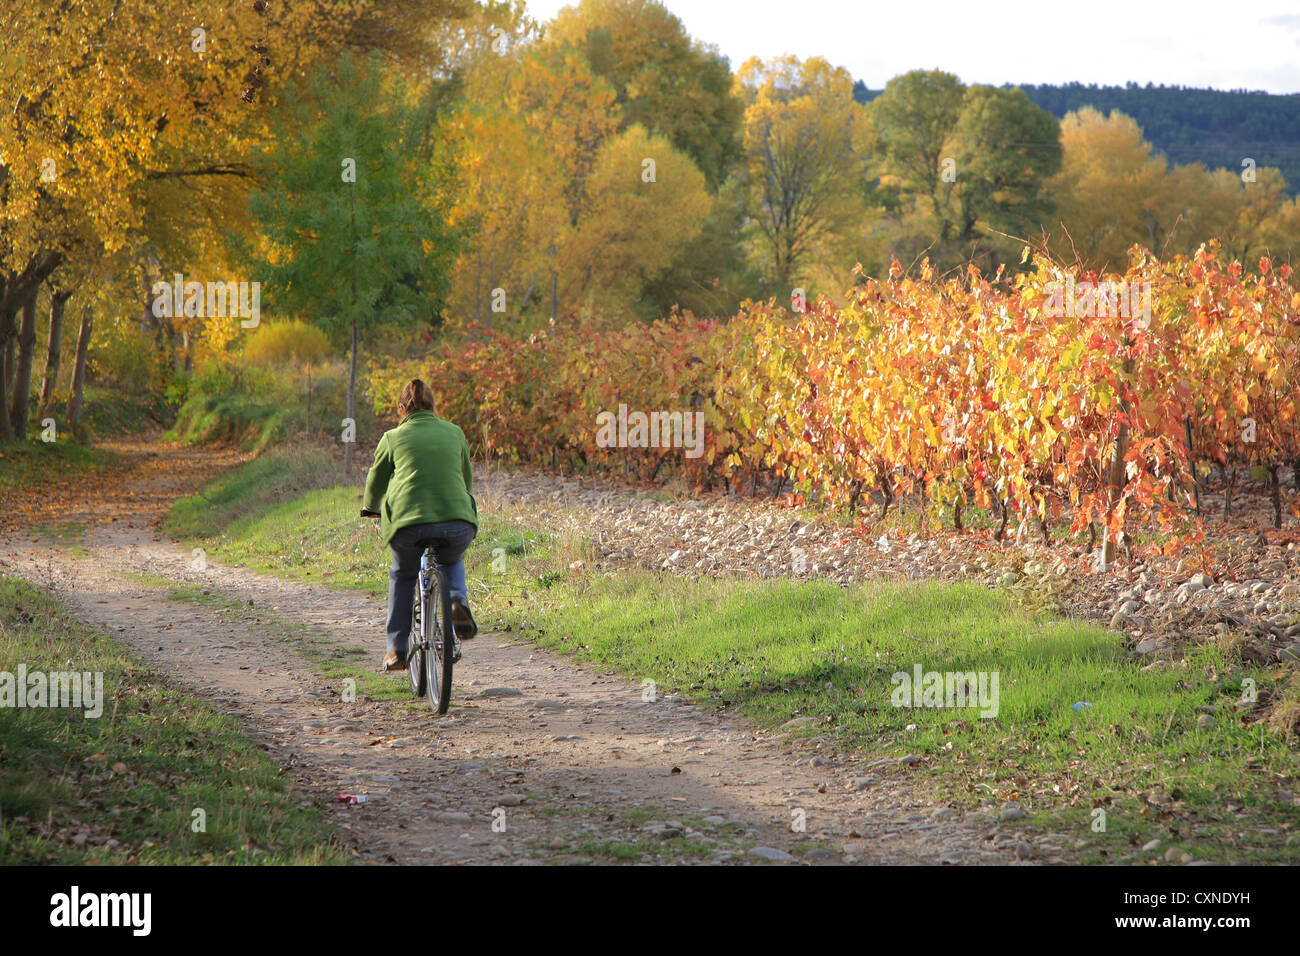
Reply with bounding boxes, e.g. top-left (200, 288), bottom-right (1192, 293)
top-left (855, 80), bottom-right (1300, 192)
